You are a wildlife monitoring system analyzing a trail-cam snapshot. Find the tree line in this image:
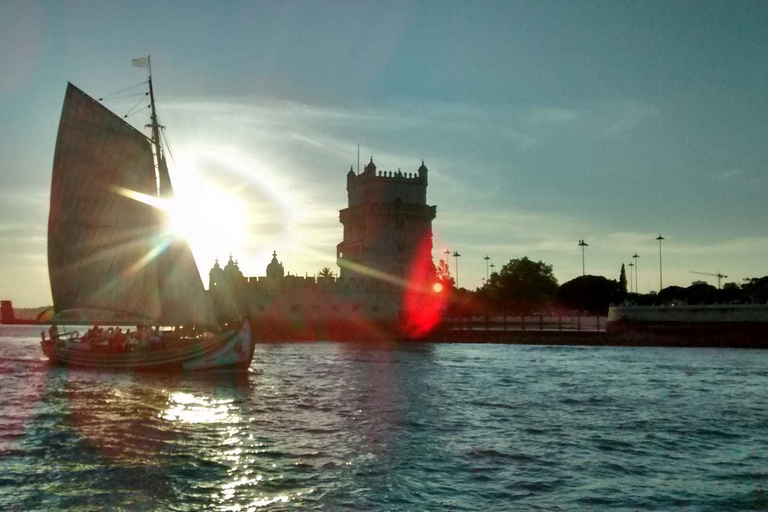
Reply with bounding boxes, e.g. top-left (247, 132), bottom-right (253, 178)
top-left (436, 257), bottom-right (768, 316)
